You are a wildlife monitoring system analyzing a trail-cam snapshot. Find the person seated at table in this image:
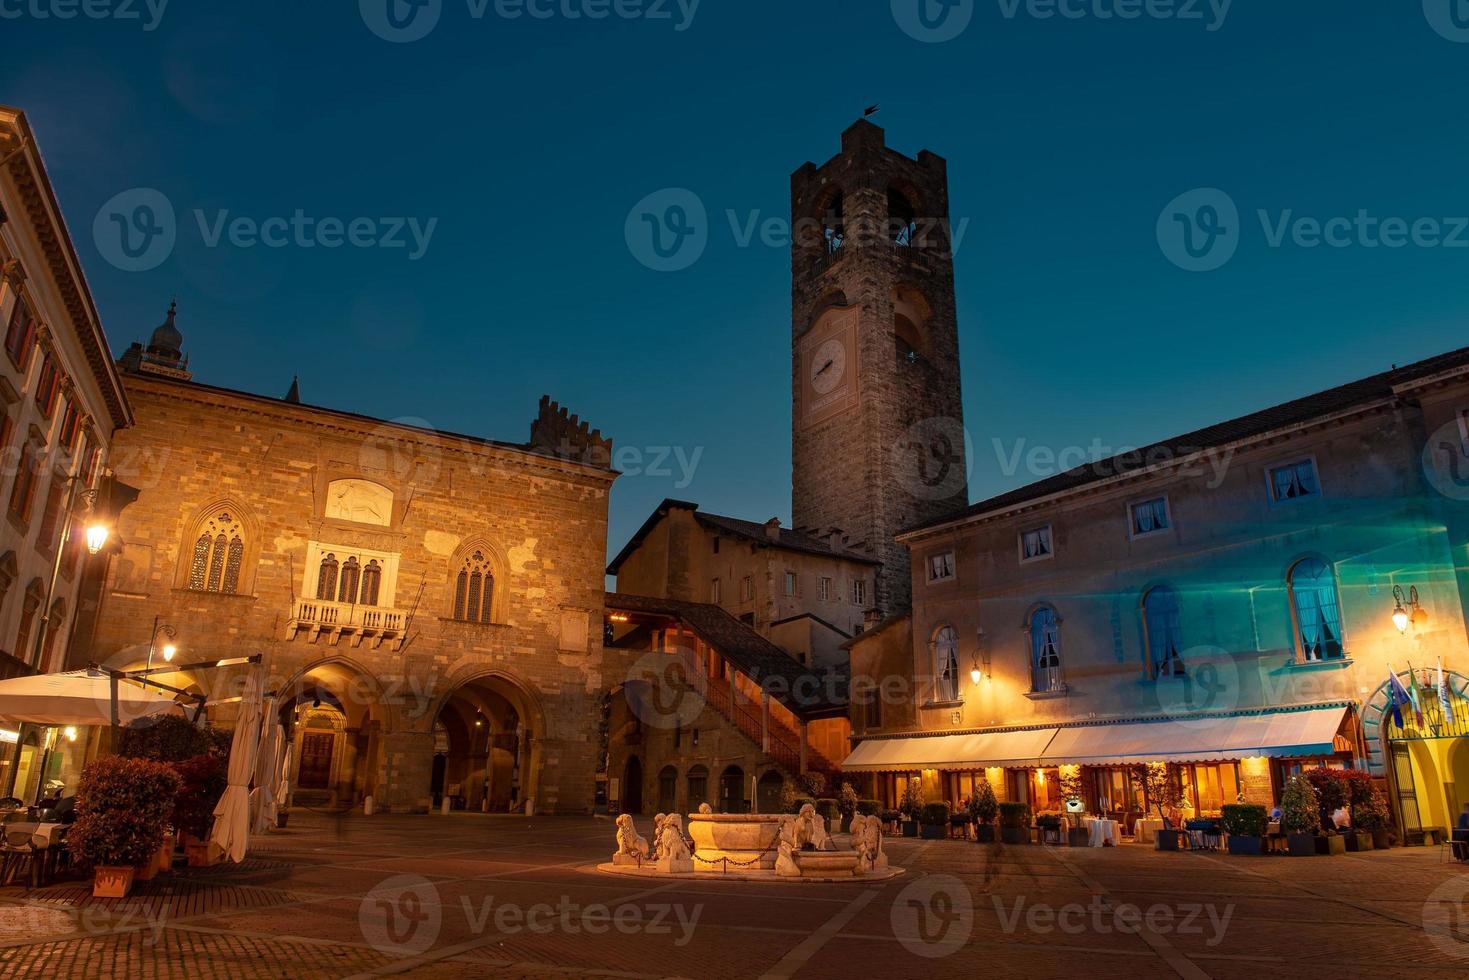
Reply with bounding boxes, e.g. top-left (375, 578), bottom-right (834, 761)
top-left (49, 795), bottom-right (77, 825)
top-left (1331, 806), bottom-right (1351, 830)
top-left (1270, 804), bottom-right (1283, 822)
top-left (1458, 803), bottom-right (1469, 831)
